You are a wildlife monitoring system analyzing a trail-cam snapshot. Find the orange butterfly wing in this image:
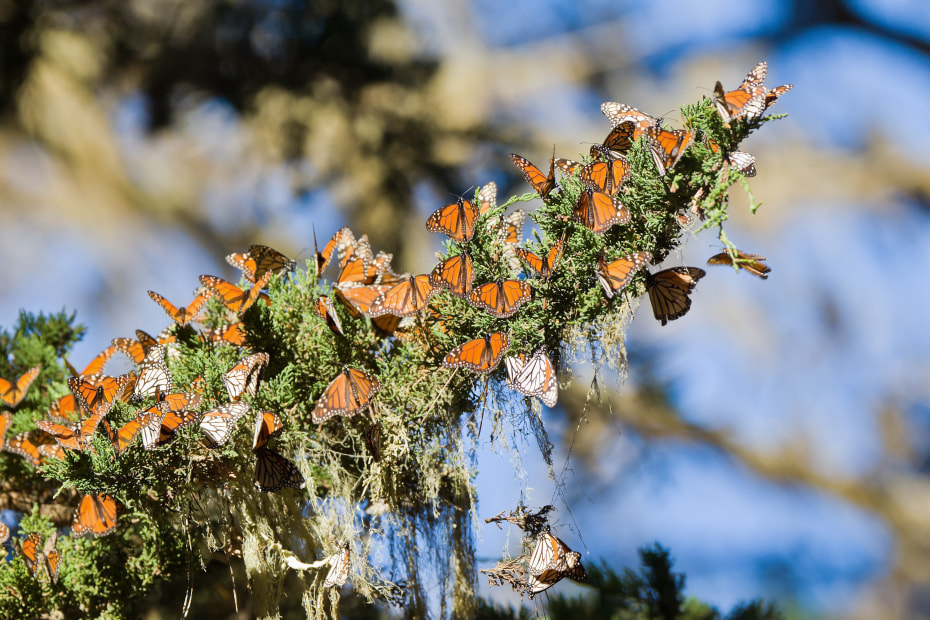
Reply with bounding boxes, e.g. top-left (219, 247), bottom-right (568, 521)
top-left (147, 290), bottom-right (210, 325)
top-left (72, 493), bottom-right (118, 538)
top-left (0, 366), bottom-right (41, 408)
top-left (368, 275), bottom-right (435, 317)
top-left (601, 121), bottom-right (636, 156)
top-left (442, 333), bottom-right (510, 374)
top-left (646, 267), bottom-right (706, 325)
top-left (510, 153), bottom-right (556, 200)
top-left (595, 251), bottom-right (653, 298)
top-left (571, 188), bottom-right (630, 234)
top-left (430, 253), bottom-right (475, 297)
top-left (226, 244), bottom-right (294, 282)
top-left (707, 250), bottom-right (770, 279)
top-left (4, 432), bottom-right (41, 466)
top-left (252, 410), bottom-right (283, 451)
top-left (312, 368), bottom-right (382, 423)
top-left (20, 532), bottom-right (41, 577)
top-left (467, 280), bottom-right (532, 318)
top-left (426, 198), bottom-right (478, 243)
top-left (313, 296), bottom-right (345, 336)
top-left (68, 373), bottom-right (128, 416)
top-left (158, 409), bottom-right (199, 444)
top-left (580, 157), bottom-right (629, 196)
top-left (200, 271), bottom-right (271, 314)
top-left (113, 409), bottom-right (162, 455)
top-left (516, 237), bottom-right (564, 280)
top-left (646, 127), bottom-right (695, 176)
top-left (201, 322), bottom-right (248, 346)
